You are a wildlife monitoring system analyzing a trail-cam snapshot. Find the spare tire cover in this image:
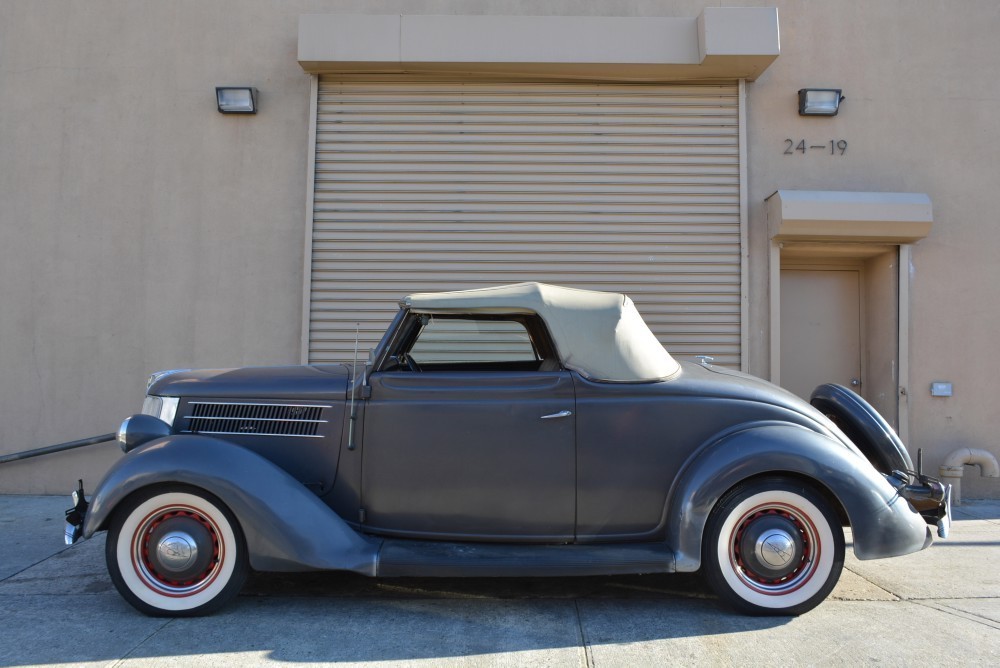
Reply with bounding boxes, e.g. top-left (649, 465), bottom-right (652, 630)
top-left (810, 383), bottom-right (913, 474)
